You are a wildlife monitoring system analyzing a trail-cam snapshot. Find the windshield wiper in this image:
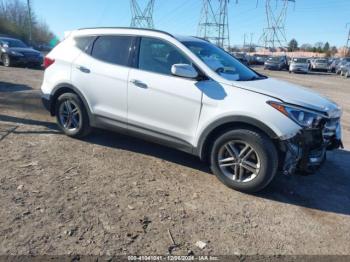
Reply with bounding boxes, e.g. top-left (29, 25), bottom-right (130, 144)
top-left (242, 76), bottom-right (265, 81)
